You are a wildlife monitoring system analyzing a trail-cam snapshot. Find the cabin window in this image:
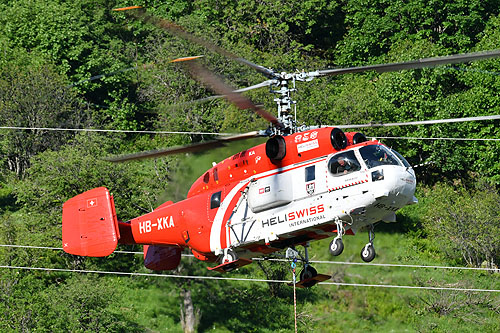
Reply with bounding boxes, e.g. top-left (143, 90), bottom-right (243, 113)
top-left (359, 145), bottom-right (400, 169)
top-left (305, 165), bottom-right (315, 182)
top-left (210, 191), bottom-right (222, 209)
top-left (203, 172), bottom-right (210, 183)
top-left (328, 150), bottom-right (361, 176)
